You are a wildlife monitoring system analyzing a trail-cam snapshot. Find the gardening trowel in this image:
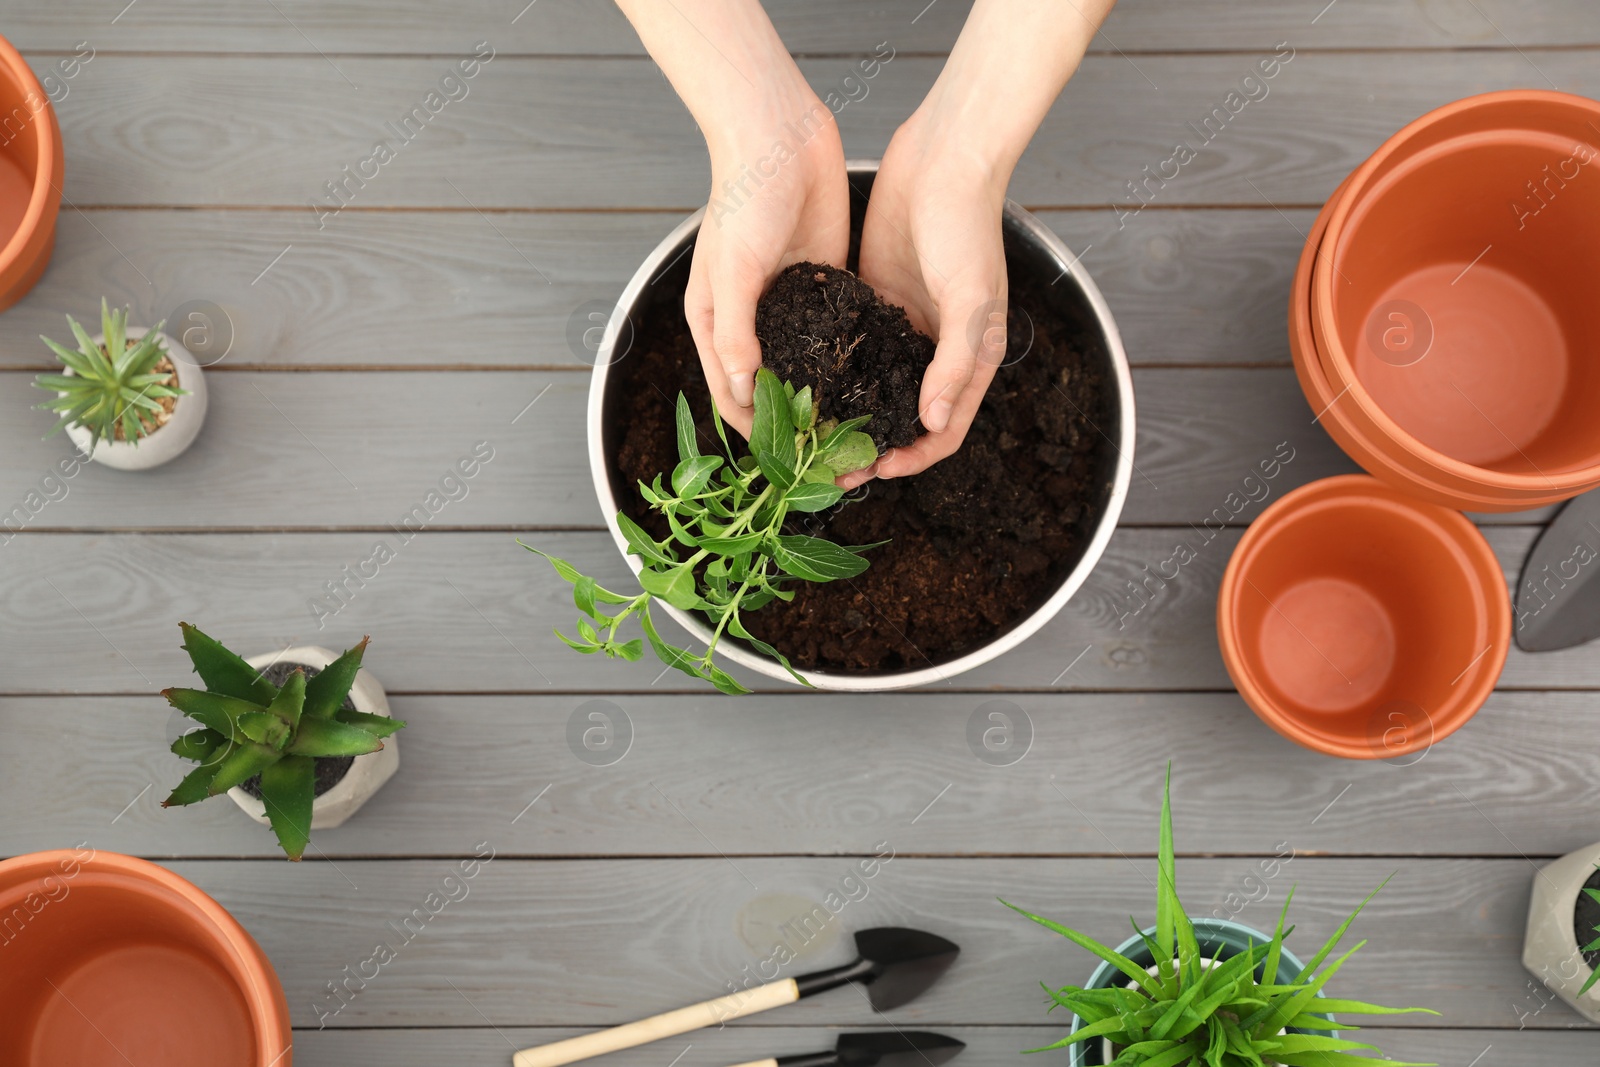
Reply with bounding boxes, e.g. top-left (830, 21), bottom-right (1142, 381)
top-left (511, 927), bottom-right (960, 1067)
top-left (1515, 486), bottom-right (1600, 651)
top-left (725, 1031), bottom-right (966, 1067)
